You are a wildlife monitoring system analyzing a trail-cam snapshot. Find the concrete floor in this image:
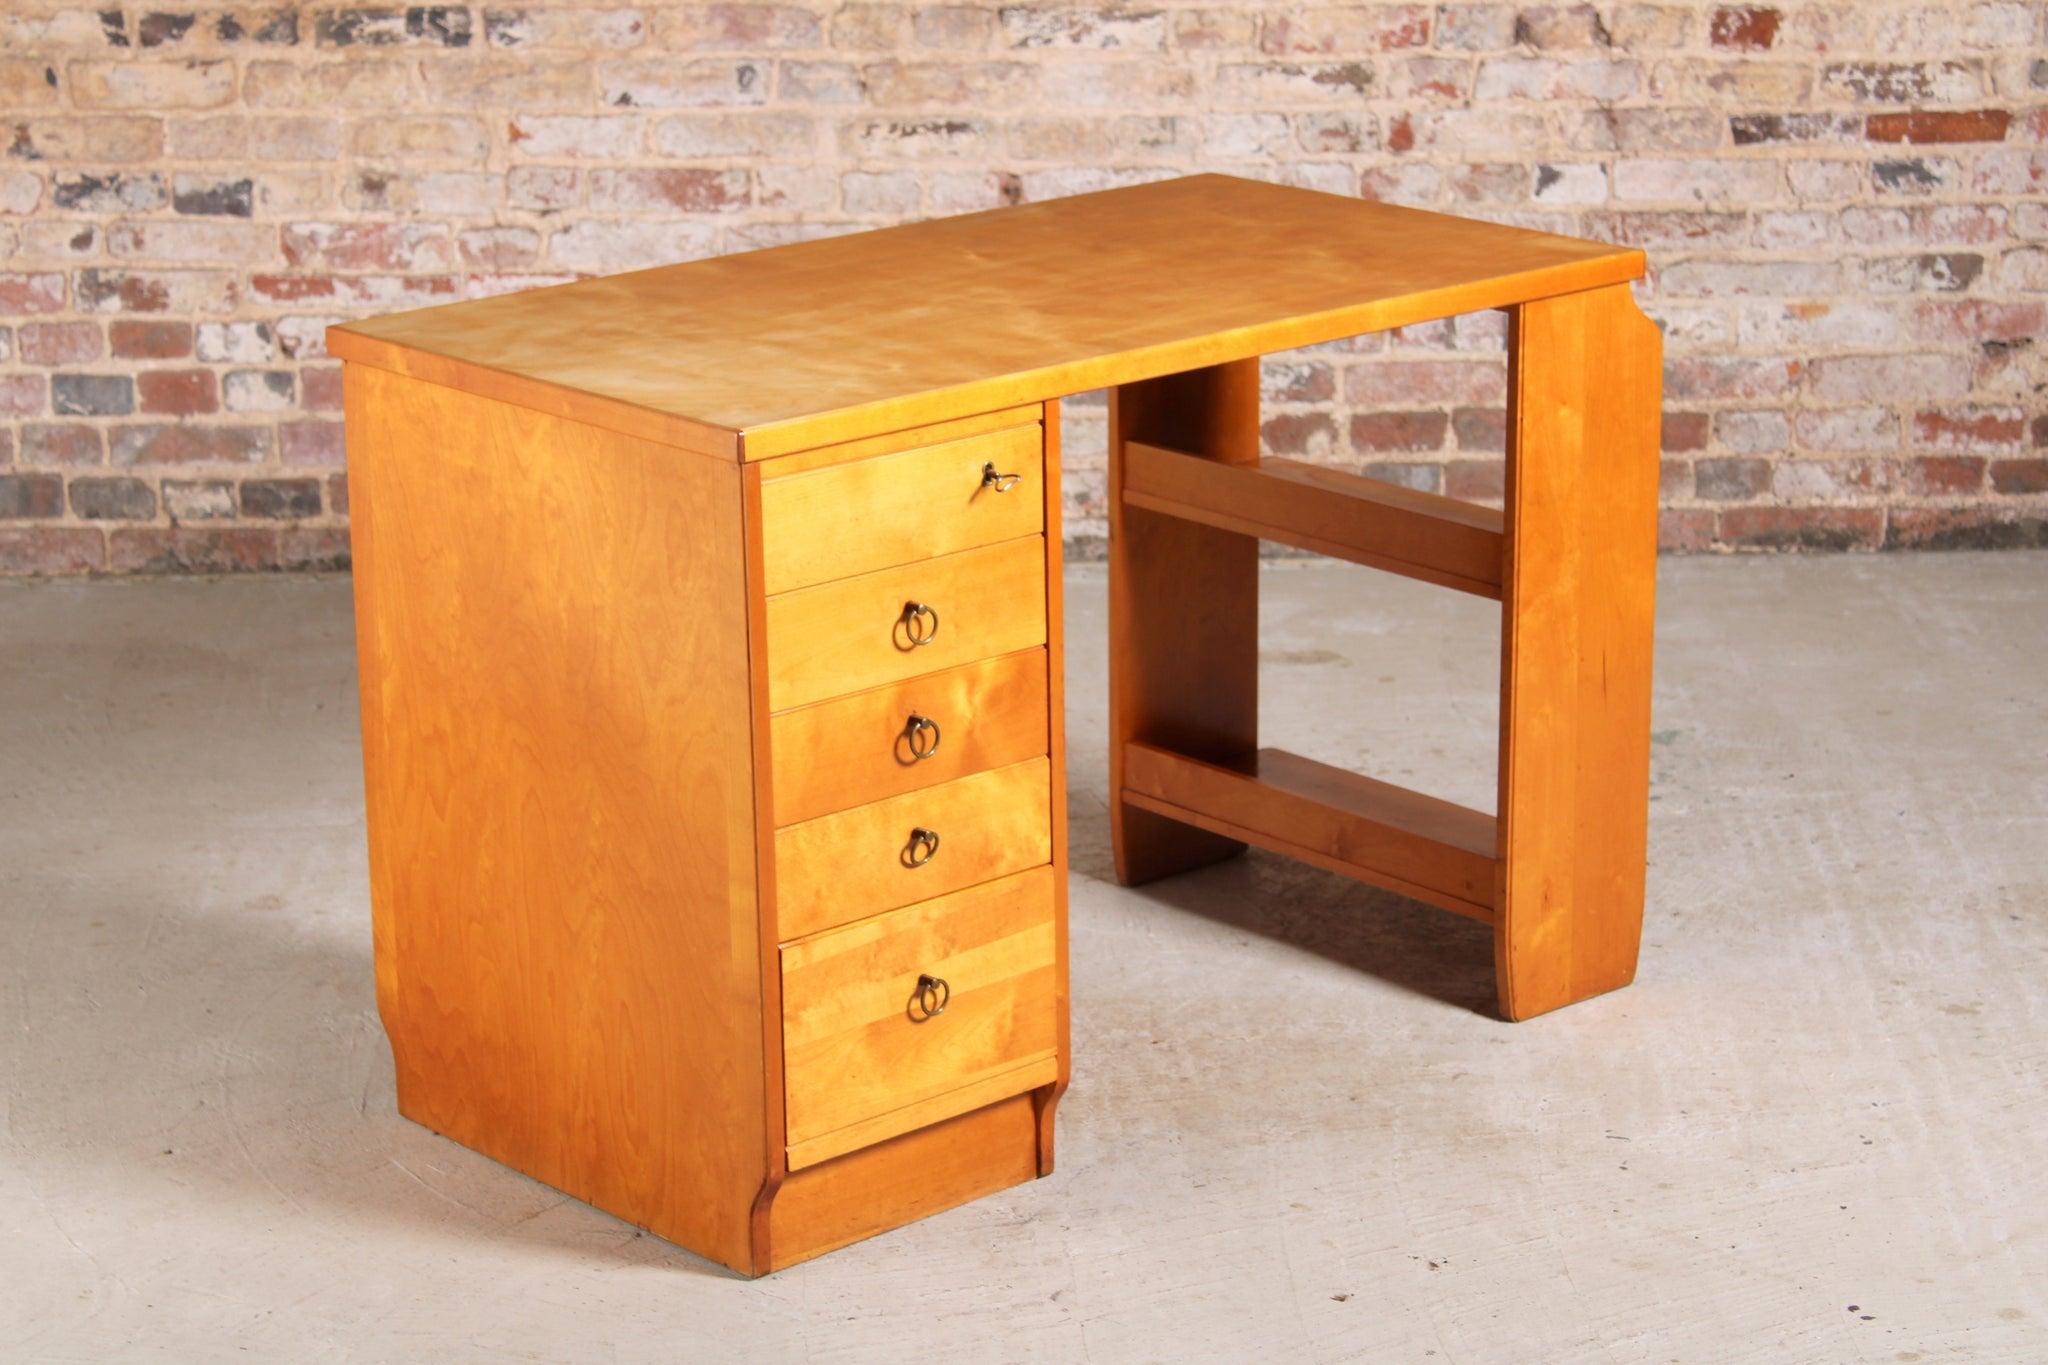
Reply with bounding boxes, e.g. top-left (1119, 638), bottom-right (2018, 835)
top-left (2, 554), bottom-right (2044, 1362)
